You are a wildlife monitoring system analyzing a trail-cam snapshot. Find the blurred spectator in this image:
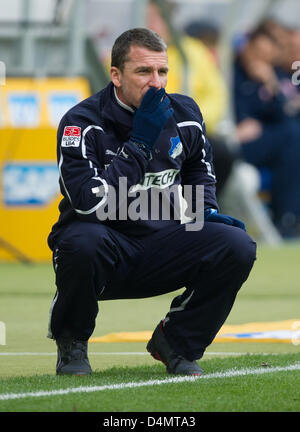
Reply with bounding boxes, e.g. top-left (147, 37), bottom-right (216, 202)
top-left (233, 24), bottom-right (300, 237)
top-left (252, 19), bottom-right (300, 117)
top-left (265, 21), bottom-right (300, 117)
top-left (147, 0), bottom-right (237, 197)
